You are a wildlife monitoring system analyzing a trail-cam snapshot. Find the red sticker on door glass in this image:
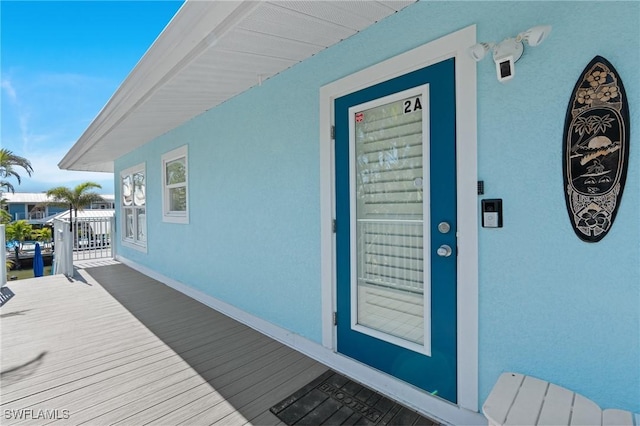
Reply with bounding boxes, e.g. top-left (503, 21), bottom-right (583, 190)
top-left (355, 112), bottom-right (364, 122)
